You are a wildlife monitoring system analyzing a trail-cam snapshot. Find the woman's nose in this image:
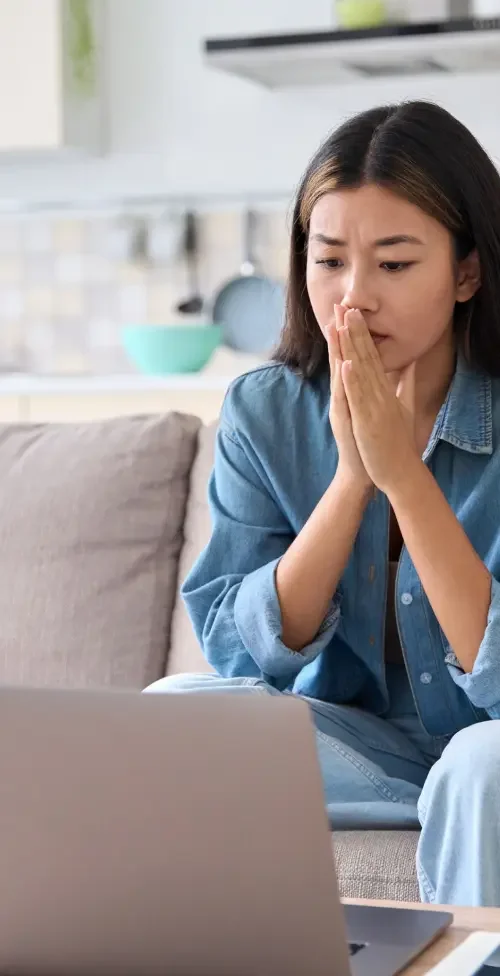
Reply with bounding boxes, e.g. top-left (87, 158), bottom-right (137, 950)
top-left (341, 273), bottom-right (376, 313)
